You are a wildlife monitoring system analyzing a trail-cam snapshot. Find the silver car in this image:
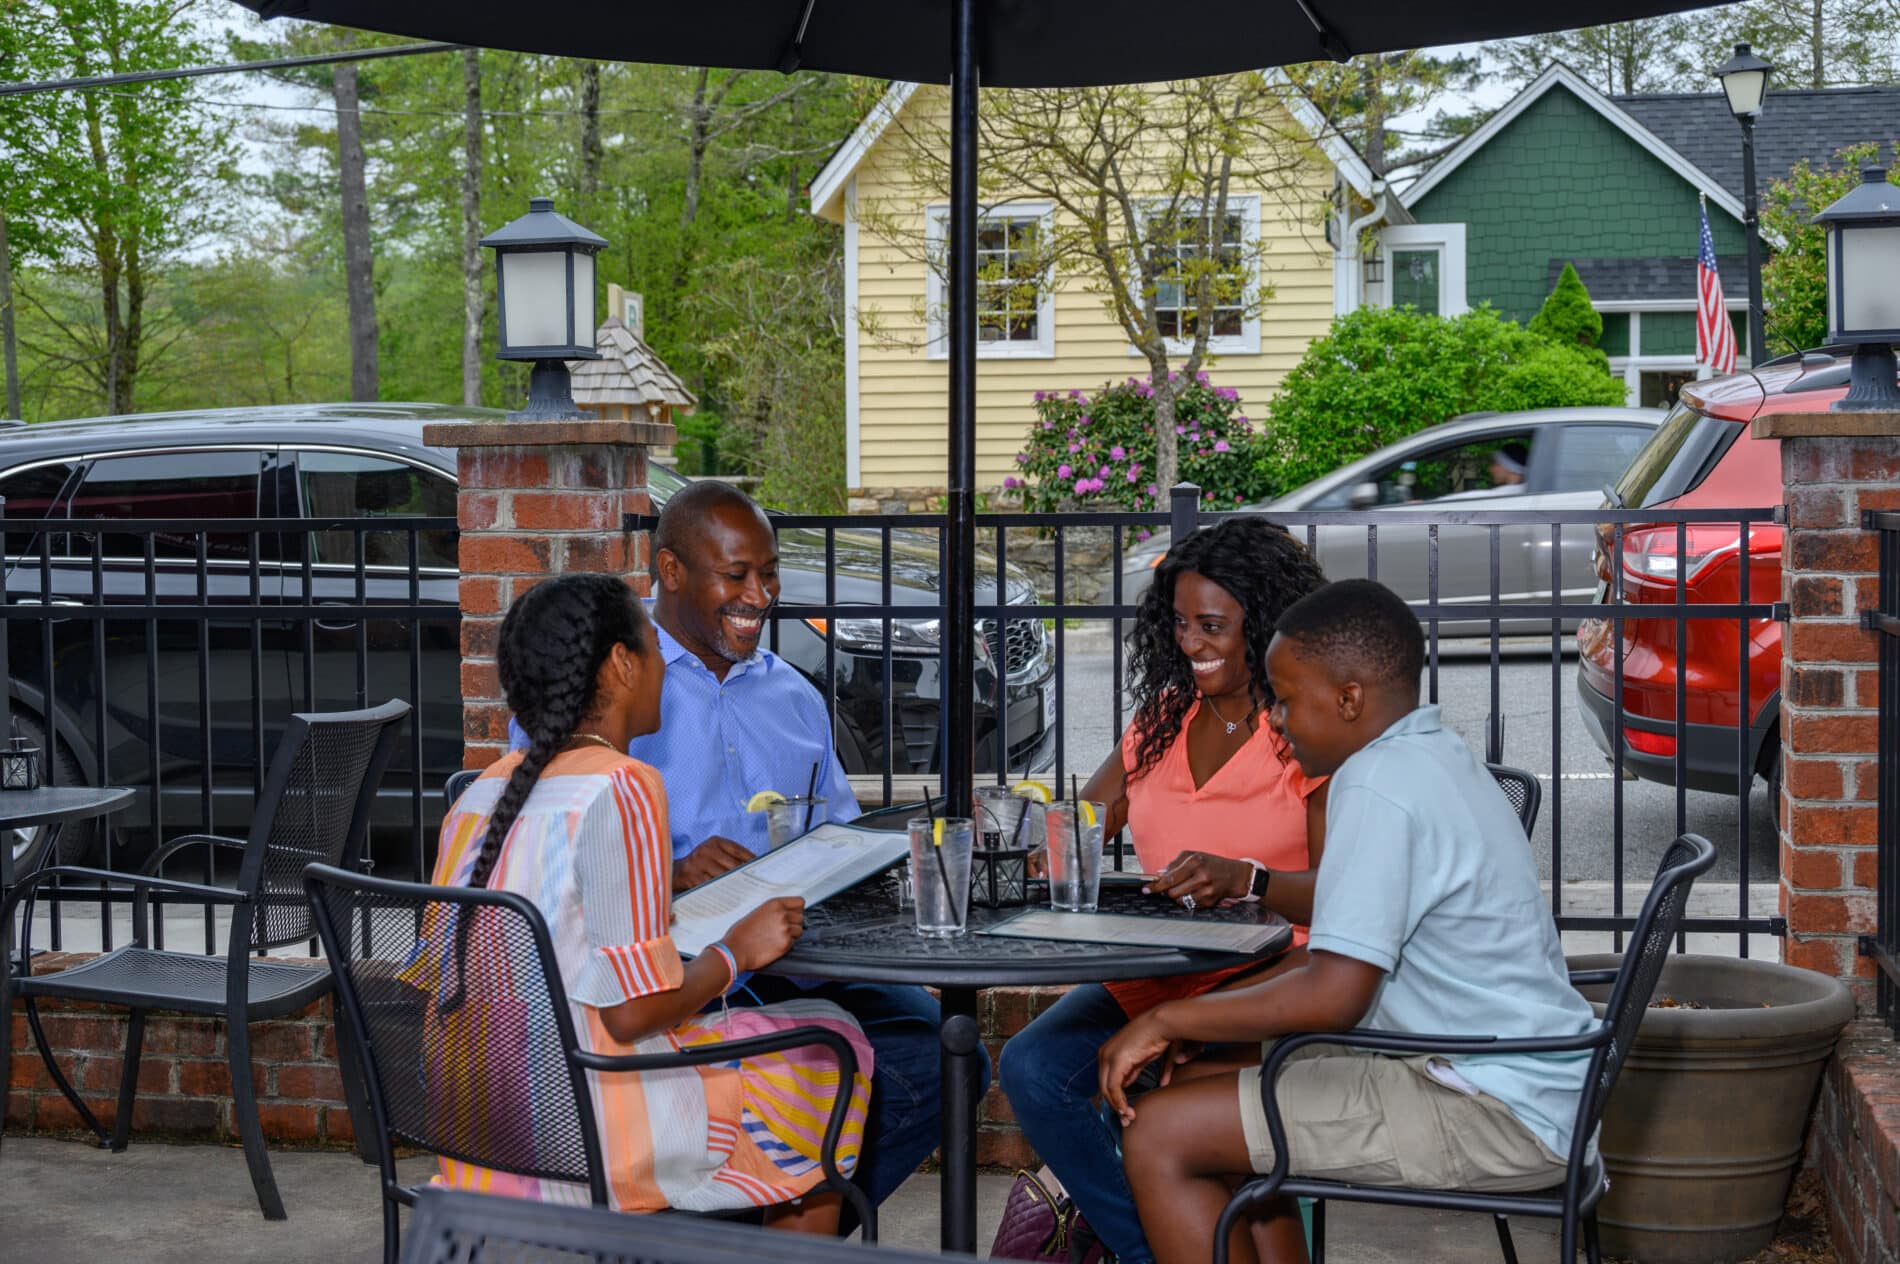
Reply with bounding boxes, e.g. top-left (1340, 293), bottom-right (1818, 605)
top-left (1122, 407), bottom-right (1663, 632)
